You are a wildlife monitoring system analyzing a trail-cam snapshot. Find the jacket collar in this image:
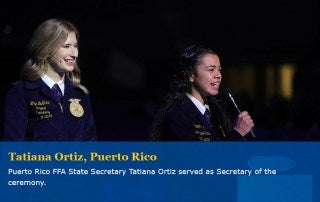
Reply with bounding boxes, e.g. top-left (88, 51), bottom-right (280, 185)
top-left (180, 96), bottom-right (216, 136)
